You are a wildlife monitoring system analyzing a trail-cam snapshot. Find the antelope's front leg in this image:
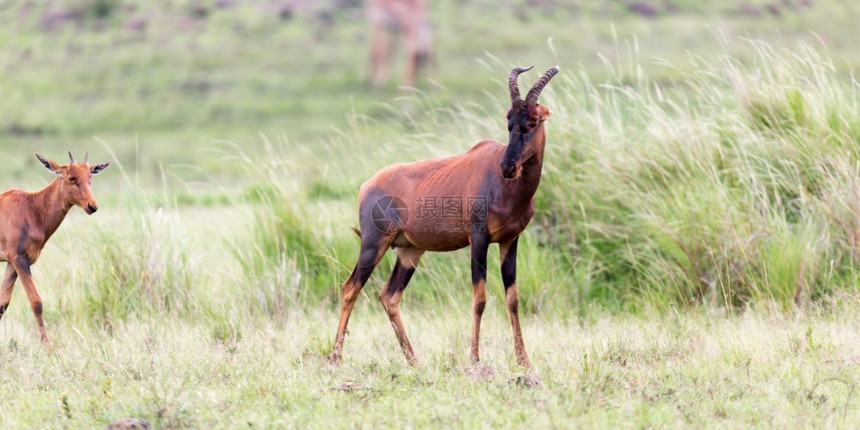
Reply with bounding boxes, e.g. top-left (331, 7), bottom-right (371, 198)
top-left (469, 233), bottom-right (490, 363)
top-left (11, 257), bottom-right (49, 345)
top-left (500, 237), bottom-right (530, 367)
